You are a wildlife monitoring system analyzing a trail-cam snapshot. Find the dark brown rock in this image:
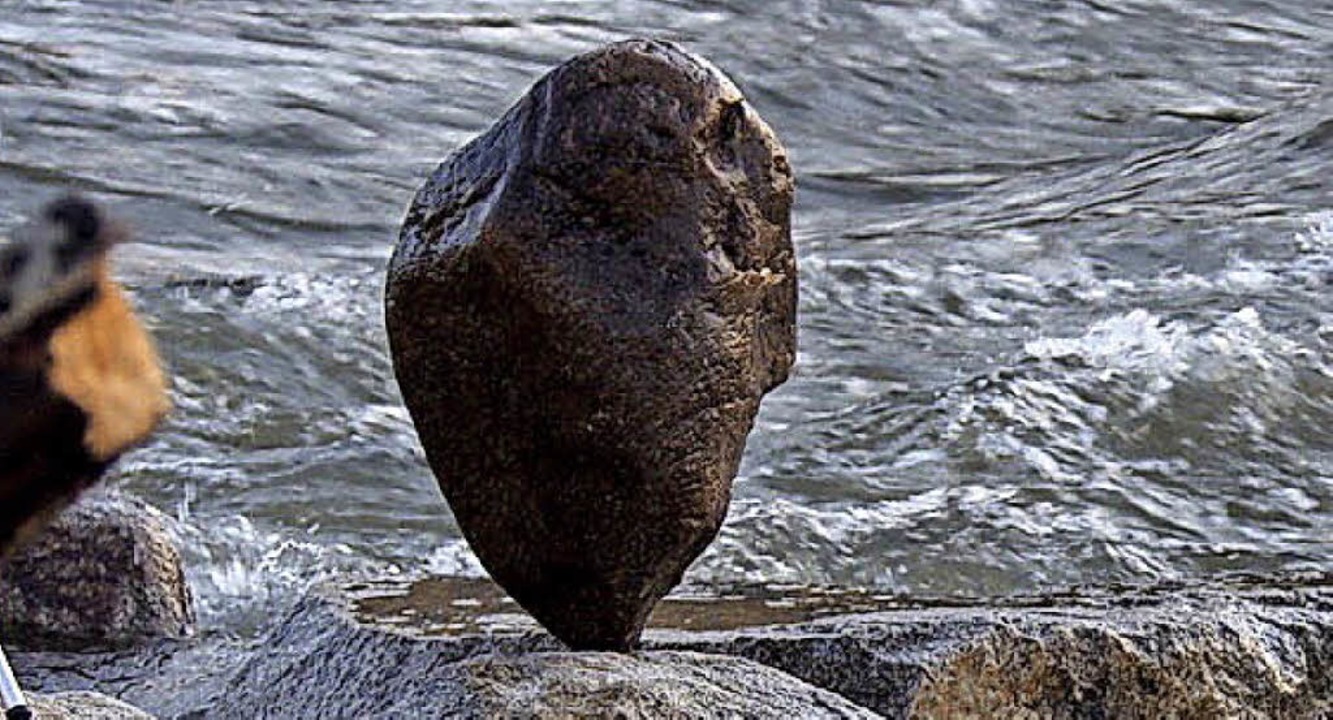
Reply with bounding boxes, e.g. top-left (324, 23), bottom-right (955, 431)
top-left (0, 492), bottom-right (194, 650)
top-left (386, 39), bottom-right (796, 651)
